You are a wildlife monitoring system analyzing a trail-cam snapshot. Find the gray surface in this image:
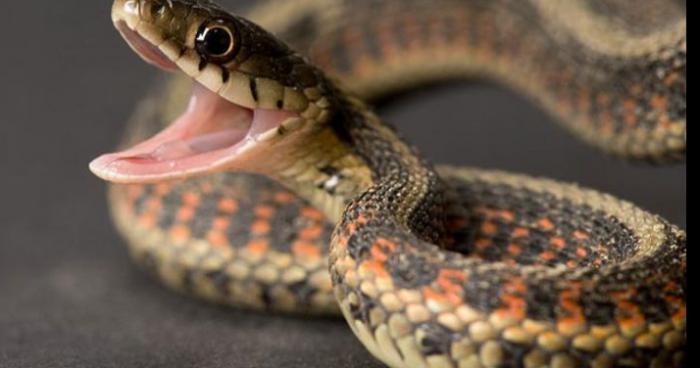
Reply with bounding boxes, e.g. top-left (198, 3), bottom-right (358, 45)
top-left (0, 1), bottom-right (685, 367)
